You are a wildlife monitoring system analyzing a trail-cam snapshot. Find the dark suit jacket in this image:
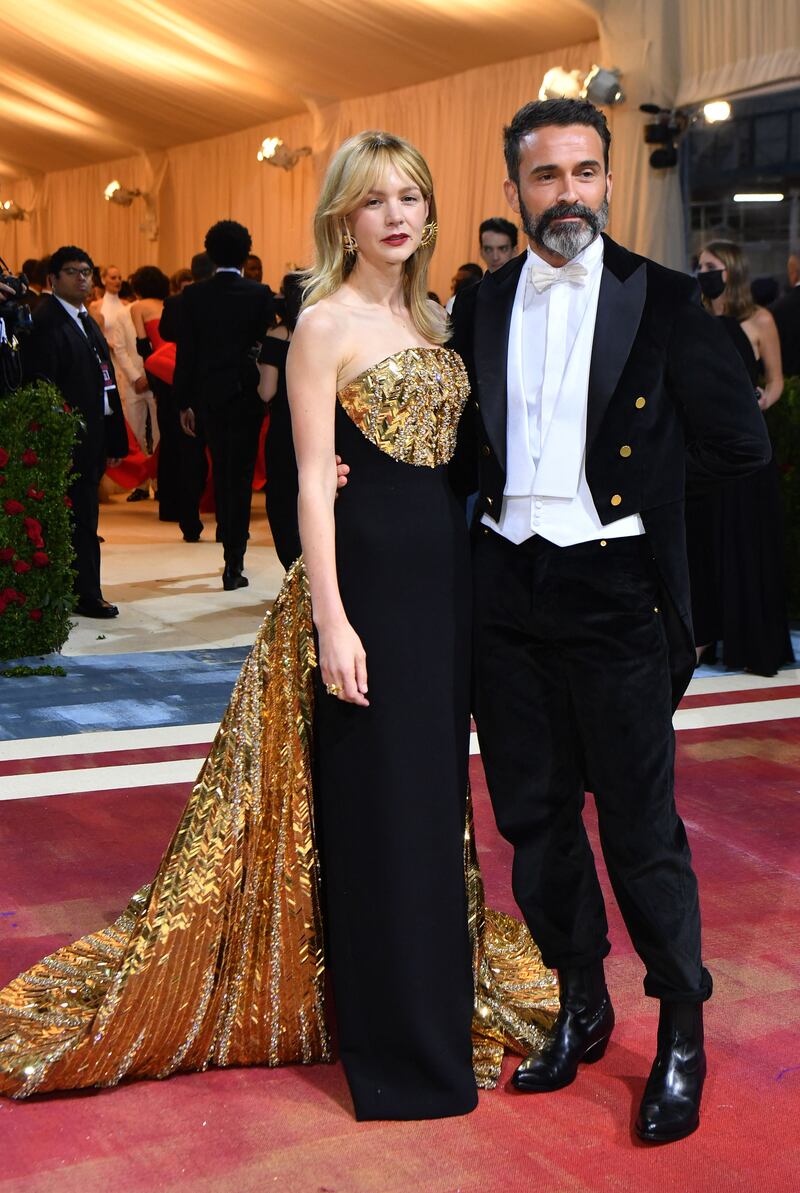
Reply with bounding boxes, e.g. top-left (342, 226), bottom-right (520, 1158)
top-left (769, 285), bottom-right (800, 377)
top-left (450, 234), bottom-right (771, 706)
top-left (174, 272), bottom-right (274, 412)
top-left (23, 295), bottom-right (128, 480)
